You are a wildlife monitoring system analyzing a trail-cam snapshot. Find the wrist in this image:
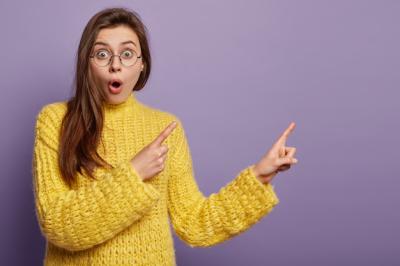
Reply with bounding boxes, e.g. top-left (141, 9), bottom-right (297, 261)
top-left (251, 164), bottom-right (264, 183)
top-left (250, 164), bottom-right (277, 185)
top-left (250, 164), bottom-right (259, 177)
